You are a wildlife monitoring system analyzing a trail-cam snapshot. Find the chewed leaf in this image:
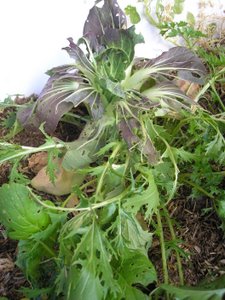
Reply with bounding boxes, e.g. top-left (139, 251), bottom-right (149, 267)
top-left (119, 119), bottom-right (159, 164)
top-left (147, 47), bottom-right (207, 83)
top-left (142, 82), bottom-right (196, 112)
top-left (0, 183), bottom-right (51, 240)
top-left (142, 138), bottom-right (159, 165)
top-left (119, 119), bottom-right (139, 148)
top-left (96, 27), bottom-right (144, 82)
top-left (105, 79), bottom-right (125, 98)
top-left (103, 27), bottom-right (144, 63)
top-left (118, 252), bottom-right (156, 299)
top-left (62, 139), bottom-right (95, 171)
top-left (18, 68), bottom-right (98, 133)
top-left (83, 0), bottom-right (127, 52)
top-left (86, 92), bottom-right (104, 120)
top-left (62, 38), bottom-right (94, 75)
